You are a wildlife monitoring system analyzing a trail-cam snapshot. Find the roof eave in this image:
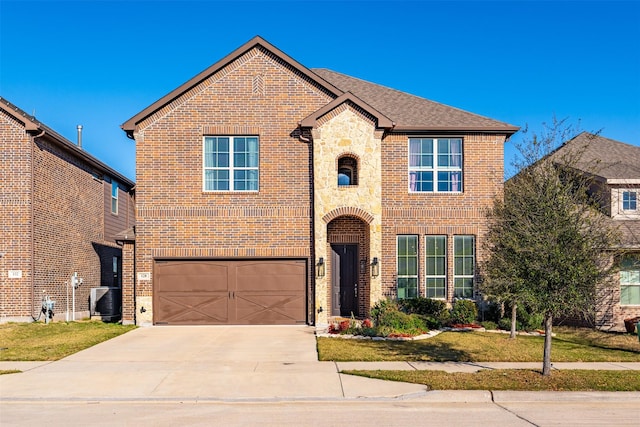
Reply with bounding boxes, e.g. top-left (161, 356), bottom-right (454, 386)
top-left (299, 91), bottom-right (394, 129)
top-left (390, 125), bottom-right (520, 135)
